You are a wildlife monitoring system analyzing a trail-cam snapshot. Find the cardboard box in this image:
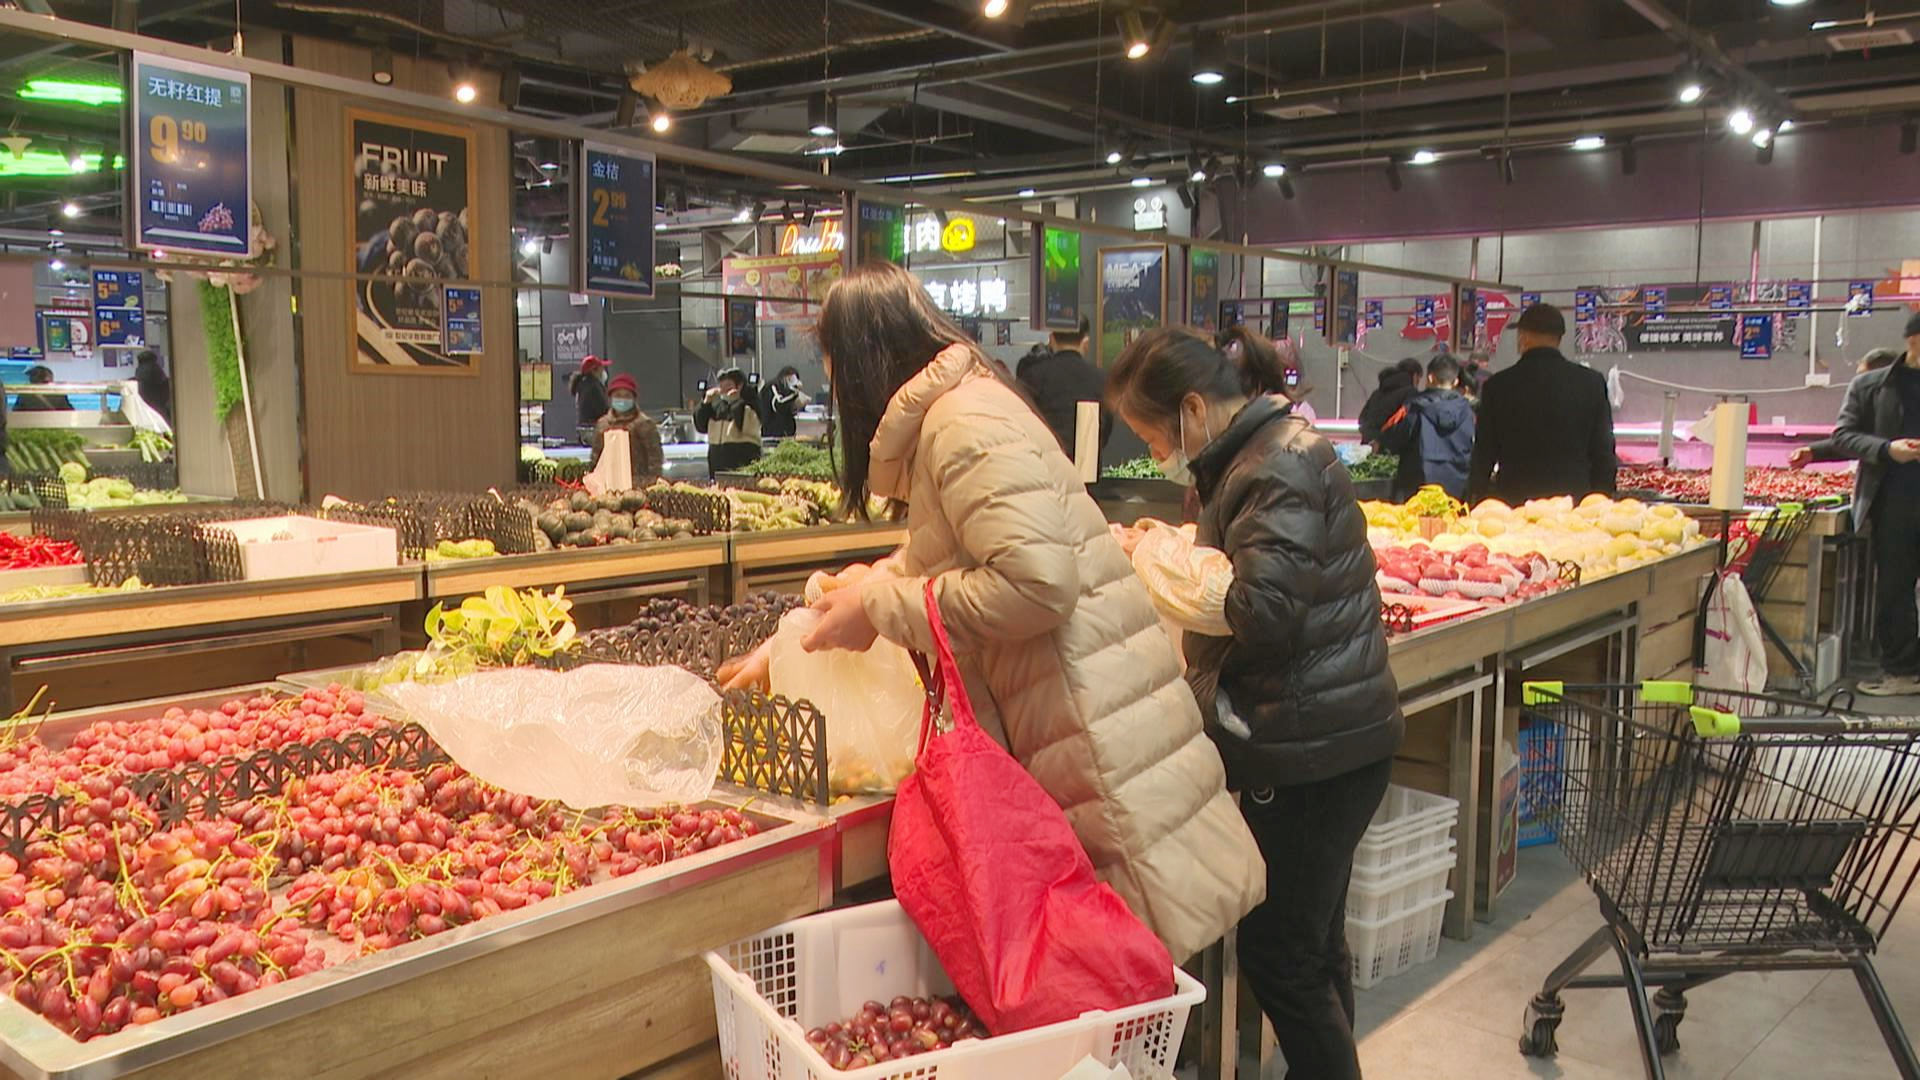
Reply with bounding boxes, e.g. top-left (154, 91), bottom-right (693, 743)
top-left (211, 515), bottom-right (399, 581)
